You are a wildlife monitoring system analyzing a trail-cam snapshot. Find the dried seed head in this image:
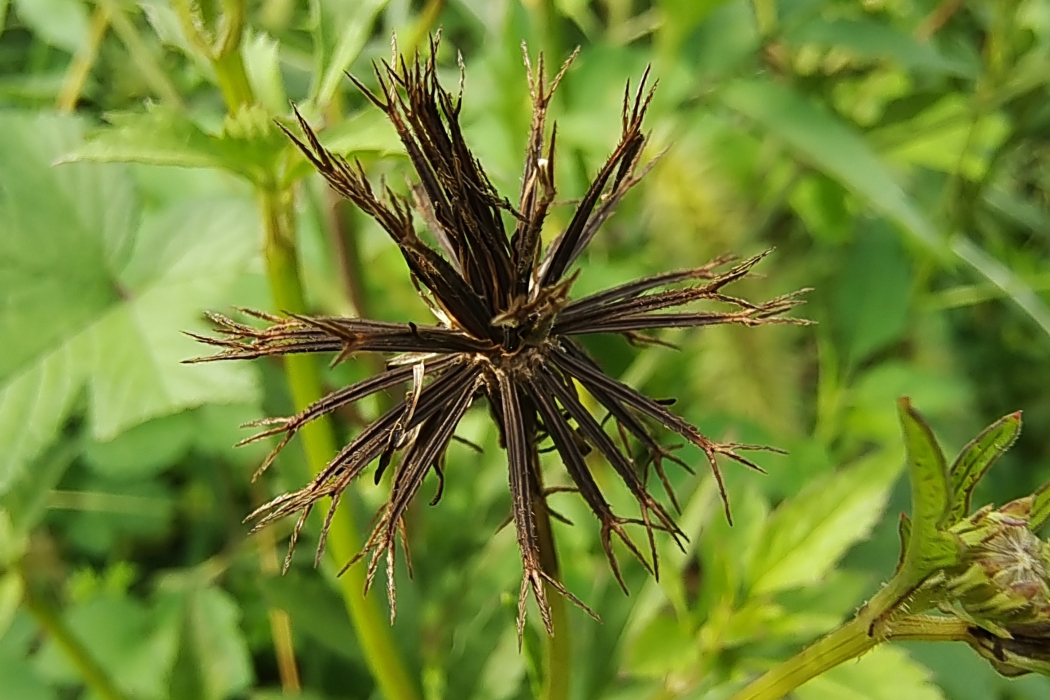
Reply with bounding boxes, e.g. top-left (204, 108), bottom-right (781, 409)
top-left (190, 37), bottom-right (806, 638)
